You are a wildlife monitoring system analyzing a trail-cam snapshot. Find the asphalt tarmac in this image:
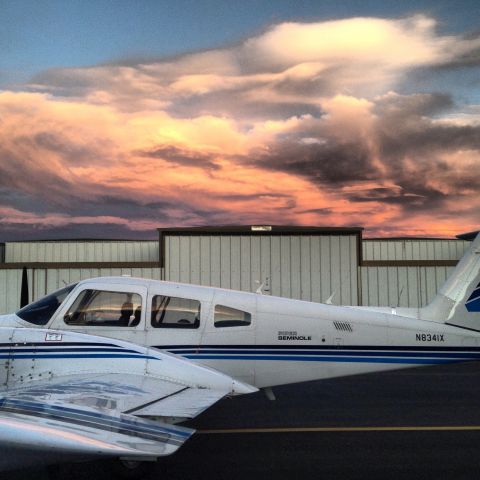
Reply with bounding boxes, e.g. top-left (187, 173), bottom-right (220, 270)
top-left (4, 361), bottom-right (480, 480)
